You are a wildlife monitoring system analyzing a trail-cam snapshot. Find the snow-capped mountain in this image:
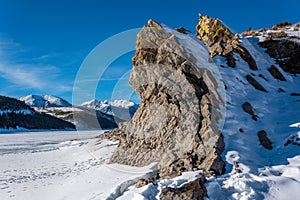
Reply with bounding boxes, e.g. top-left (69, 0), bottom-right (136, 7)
top-left (79, 99), bottom-right (138, 121)
top-left (20, 94), bottom-right (72, 107)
